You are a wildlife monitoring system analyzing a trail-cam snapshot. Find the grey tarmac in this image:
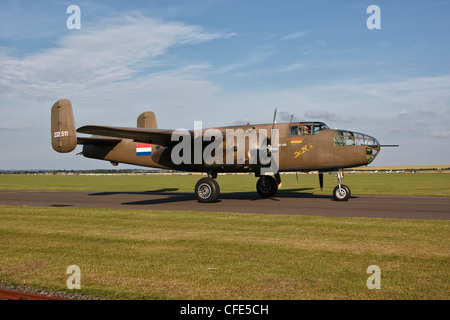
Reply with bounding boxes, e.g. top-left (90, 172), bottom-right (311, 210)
top-left (0, 190), bottom-right (449, 220)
